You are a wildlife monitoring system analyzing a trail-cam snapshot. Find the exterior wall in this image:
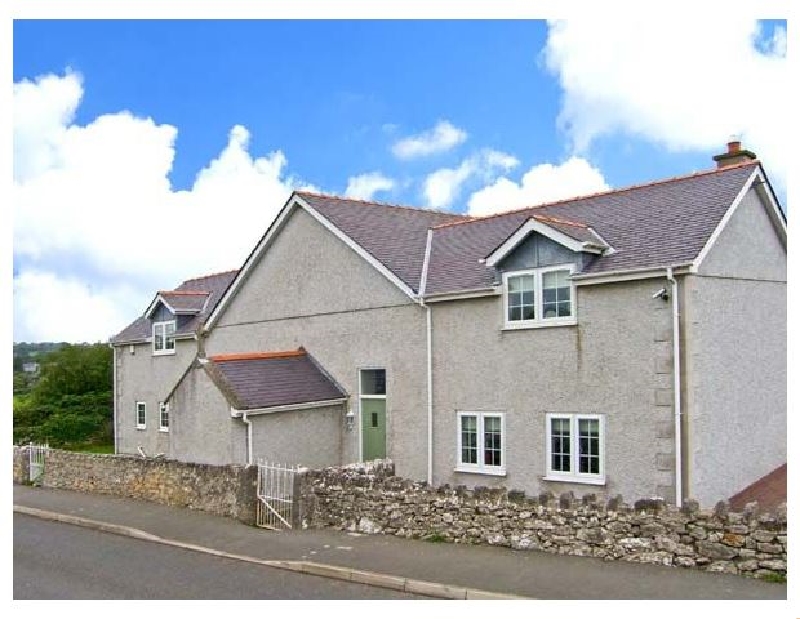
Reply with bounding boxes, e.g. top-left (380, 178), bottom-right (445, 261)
top-left (498, 232), bottom-right (583, 273)
top-left (698, 188), bottom-right (785, 281)
top-left (431, 278), bottom-right (677, 502)
top-left (684, 188), bottom-right (786, 507)
top-left (207, 207), bottom-right (428, 480)
top-left (115, 338), bottom-right (197, 458)
top-left (250, 404), bottom-right (345, 468)
top-left (169, 366), bottom-right (247, 465)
